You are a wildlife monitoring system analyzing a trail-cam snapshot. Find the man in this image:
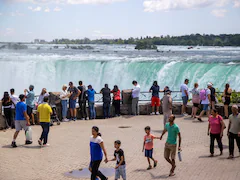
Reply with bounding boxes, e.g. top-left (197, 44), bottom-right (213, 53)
top-left (180, 79), bottom-right (189, 116)
top-left (24, 85), bottom-right (35, 125)
top-left (68, 82), bottom-right (80, 121)
top-left (10, 88), bottom-right (19, 129)
top-left (87, 85), bottom-right (96, 120)
top-left (11, 94), bottom-right (32, 148)
top-left (160, 115), bottom-right (181, 177)
top-left (78, 81), bottom-right (88, 120)
top-left (149, 81), bottom-right (160, 115)
top-left (162, 90), bottom-right (173, 126)
top-left (100, 84), bottom-right (111, 119)
top-left (197, 83), bottom-right (211, 122)
top-left (227, 105), bottom-right (240, 159)
top-left (37, 96), bottom-right (53, 147)
top-left (209, 83), bottom-right (216, 110)
top-left (131, 81), bottom-right (140, 116)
